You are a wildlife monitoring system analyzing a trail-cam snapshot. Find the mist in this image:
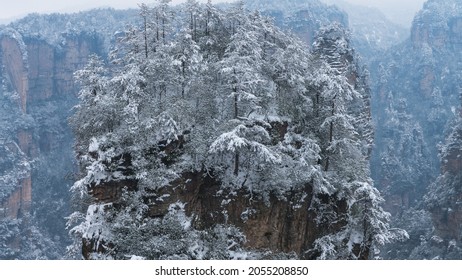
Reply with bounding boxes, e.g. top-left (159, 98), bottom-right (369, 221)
top-left (0, 0), bottom-right (228, 23)
top-left (3, 0), bottom-right (462, 262)
top-left (1, 0), bottom-right (426, 27)
top-left (321, 0), bottom-right (426, 27)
